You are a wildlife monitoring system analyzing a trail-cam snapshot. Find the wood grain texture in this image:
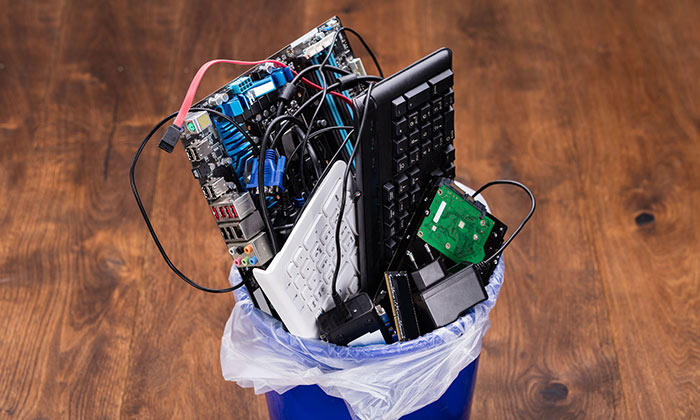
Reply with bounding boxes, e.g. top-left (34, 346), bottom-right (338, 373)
top-left (0, 0), bottom-right (697, 419)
